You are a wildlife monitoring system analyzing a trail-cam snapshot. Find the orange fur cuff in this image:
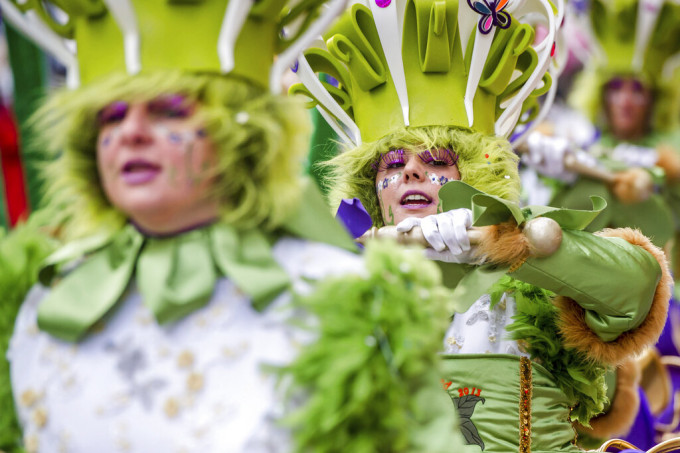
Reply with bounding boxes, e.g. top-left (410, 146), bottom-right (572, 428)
top-left (556, 228), bottom-right (672, 365)
top-left (656, 145), bottom-right (680, 182)
top-left (474, 220), bottom-right (531, 267)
